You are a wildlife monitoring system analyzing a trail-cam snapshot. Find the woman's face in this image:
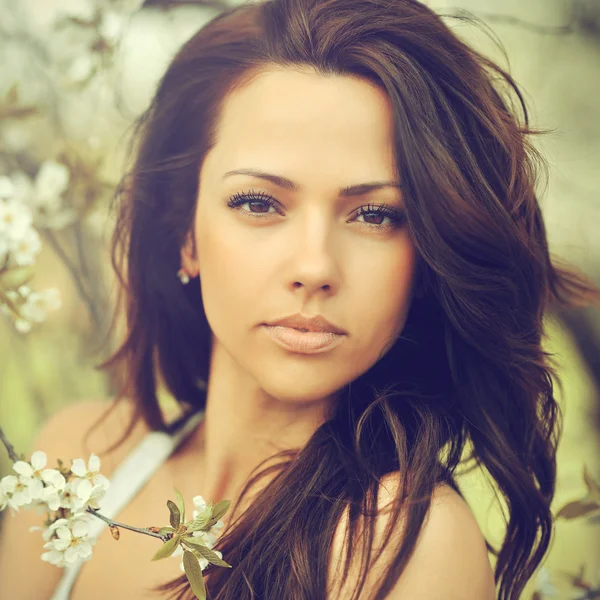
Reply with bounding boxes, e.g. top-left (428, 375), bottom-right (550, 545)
top-left (182, 66), bottom-right (417, 404)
